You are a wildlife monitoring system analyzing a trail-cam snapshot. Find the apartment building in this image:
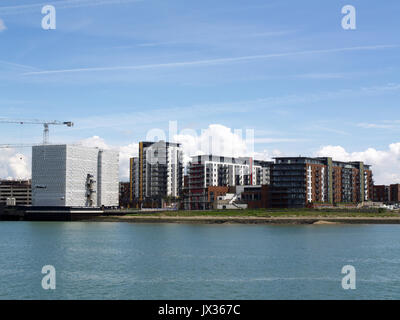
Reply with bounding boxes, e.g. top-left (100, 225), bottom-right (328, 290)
top-left (390, 184), bottom-right (400, 202)
top-left (185, 155), bottom-right (273, 210)
top-left (373, 185), bottom-right (390, 202)
top-left (373, 184), bottom-right (400, 203)
top-left (119, 182), bottom-right (131, 208)
top-left (130, 141), bottom-right (184, 206)
top-left (0, 180), bottom-right (32, 206)
top-left (271, 157), bottom-right (373, 208)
